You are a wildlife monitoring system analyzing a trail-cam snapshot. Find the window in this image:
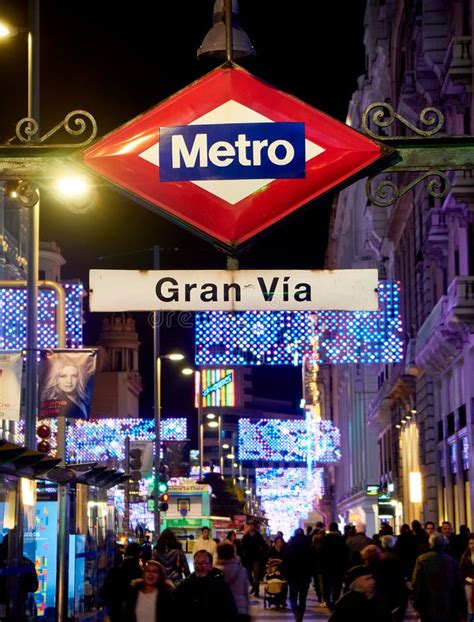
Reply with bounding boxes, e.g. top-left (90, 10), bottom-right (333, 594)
top-left (438, 420), bottom-right (444, 441)
top-left (447, 412), bottom-right (455, 437)
top-left (459, 404), bottom-right (467, 429)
